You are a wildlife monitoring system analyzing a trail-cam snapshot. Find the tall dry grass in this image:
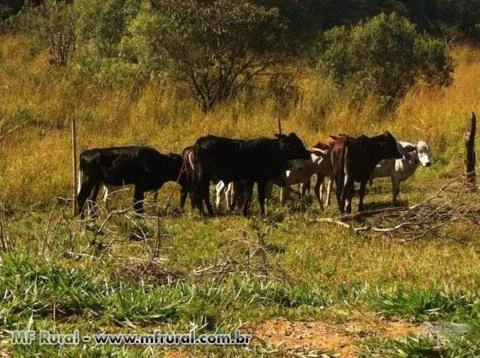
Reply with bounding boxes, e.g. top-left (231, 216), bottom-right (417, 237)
top-left (1, 34), bottom-right (479, 207)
